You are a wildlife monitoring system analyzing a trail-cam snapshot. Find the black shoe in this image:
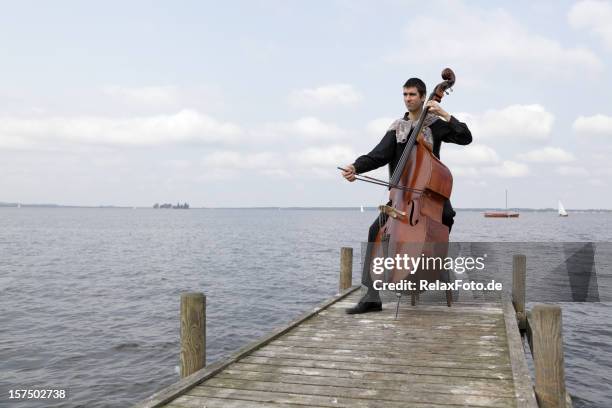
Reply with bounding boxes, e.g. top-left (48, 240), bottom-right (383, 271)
top-left (345, 301), bottom-right (382, 314)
